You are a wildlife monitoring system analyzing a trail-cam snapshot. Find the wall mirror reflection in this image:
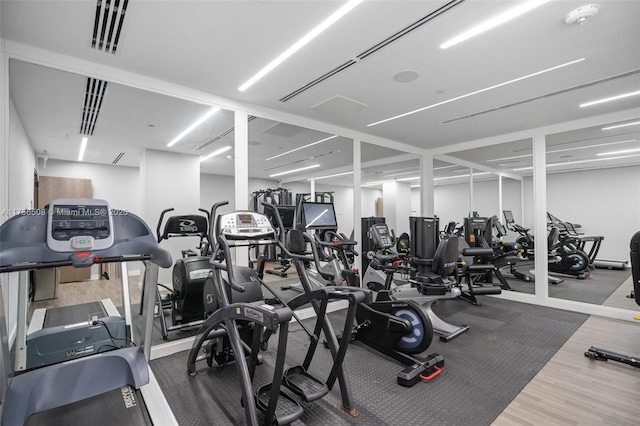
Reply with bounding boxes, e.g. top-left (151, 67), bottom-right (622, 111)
top-left (435, 138), bottom-right (536, 296)
top-left (545, 120), bottom-right (640, 309)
